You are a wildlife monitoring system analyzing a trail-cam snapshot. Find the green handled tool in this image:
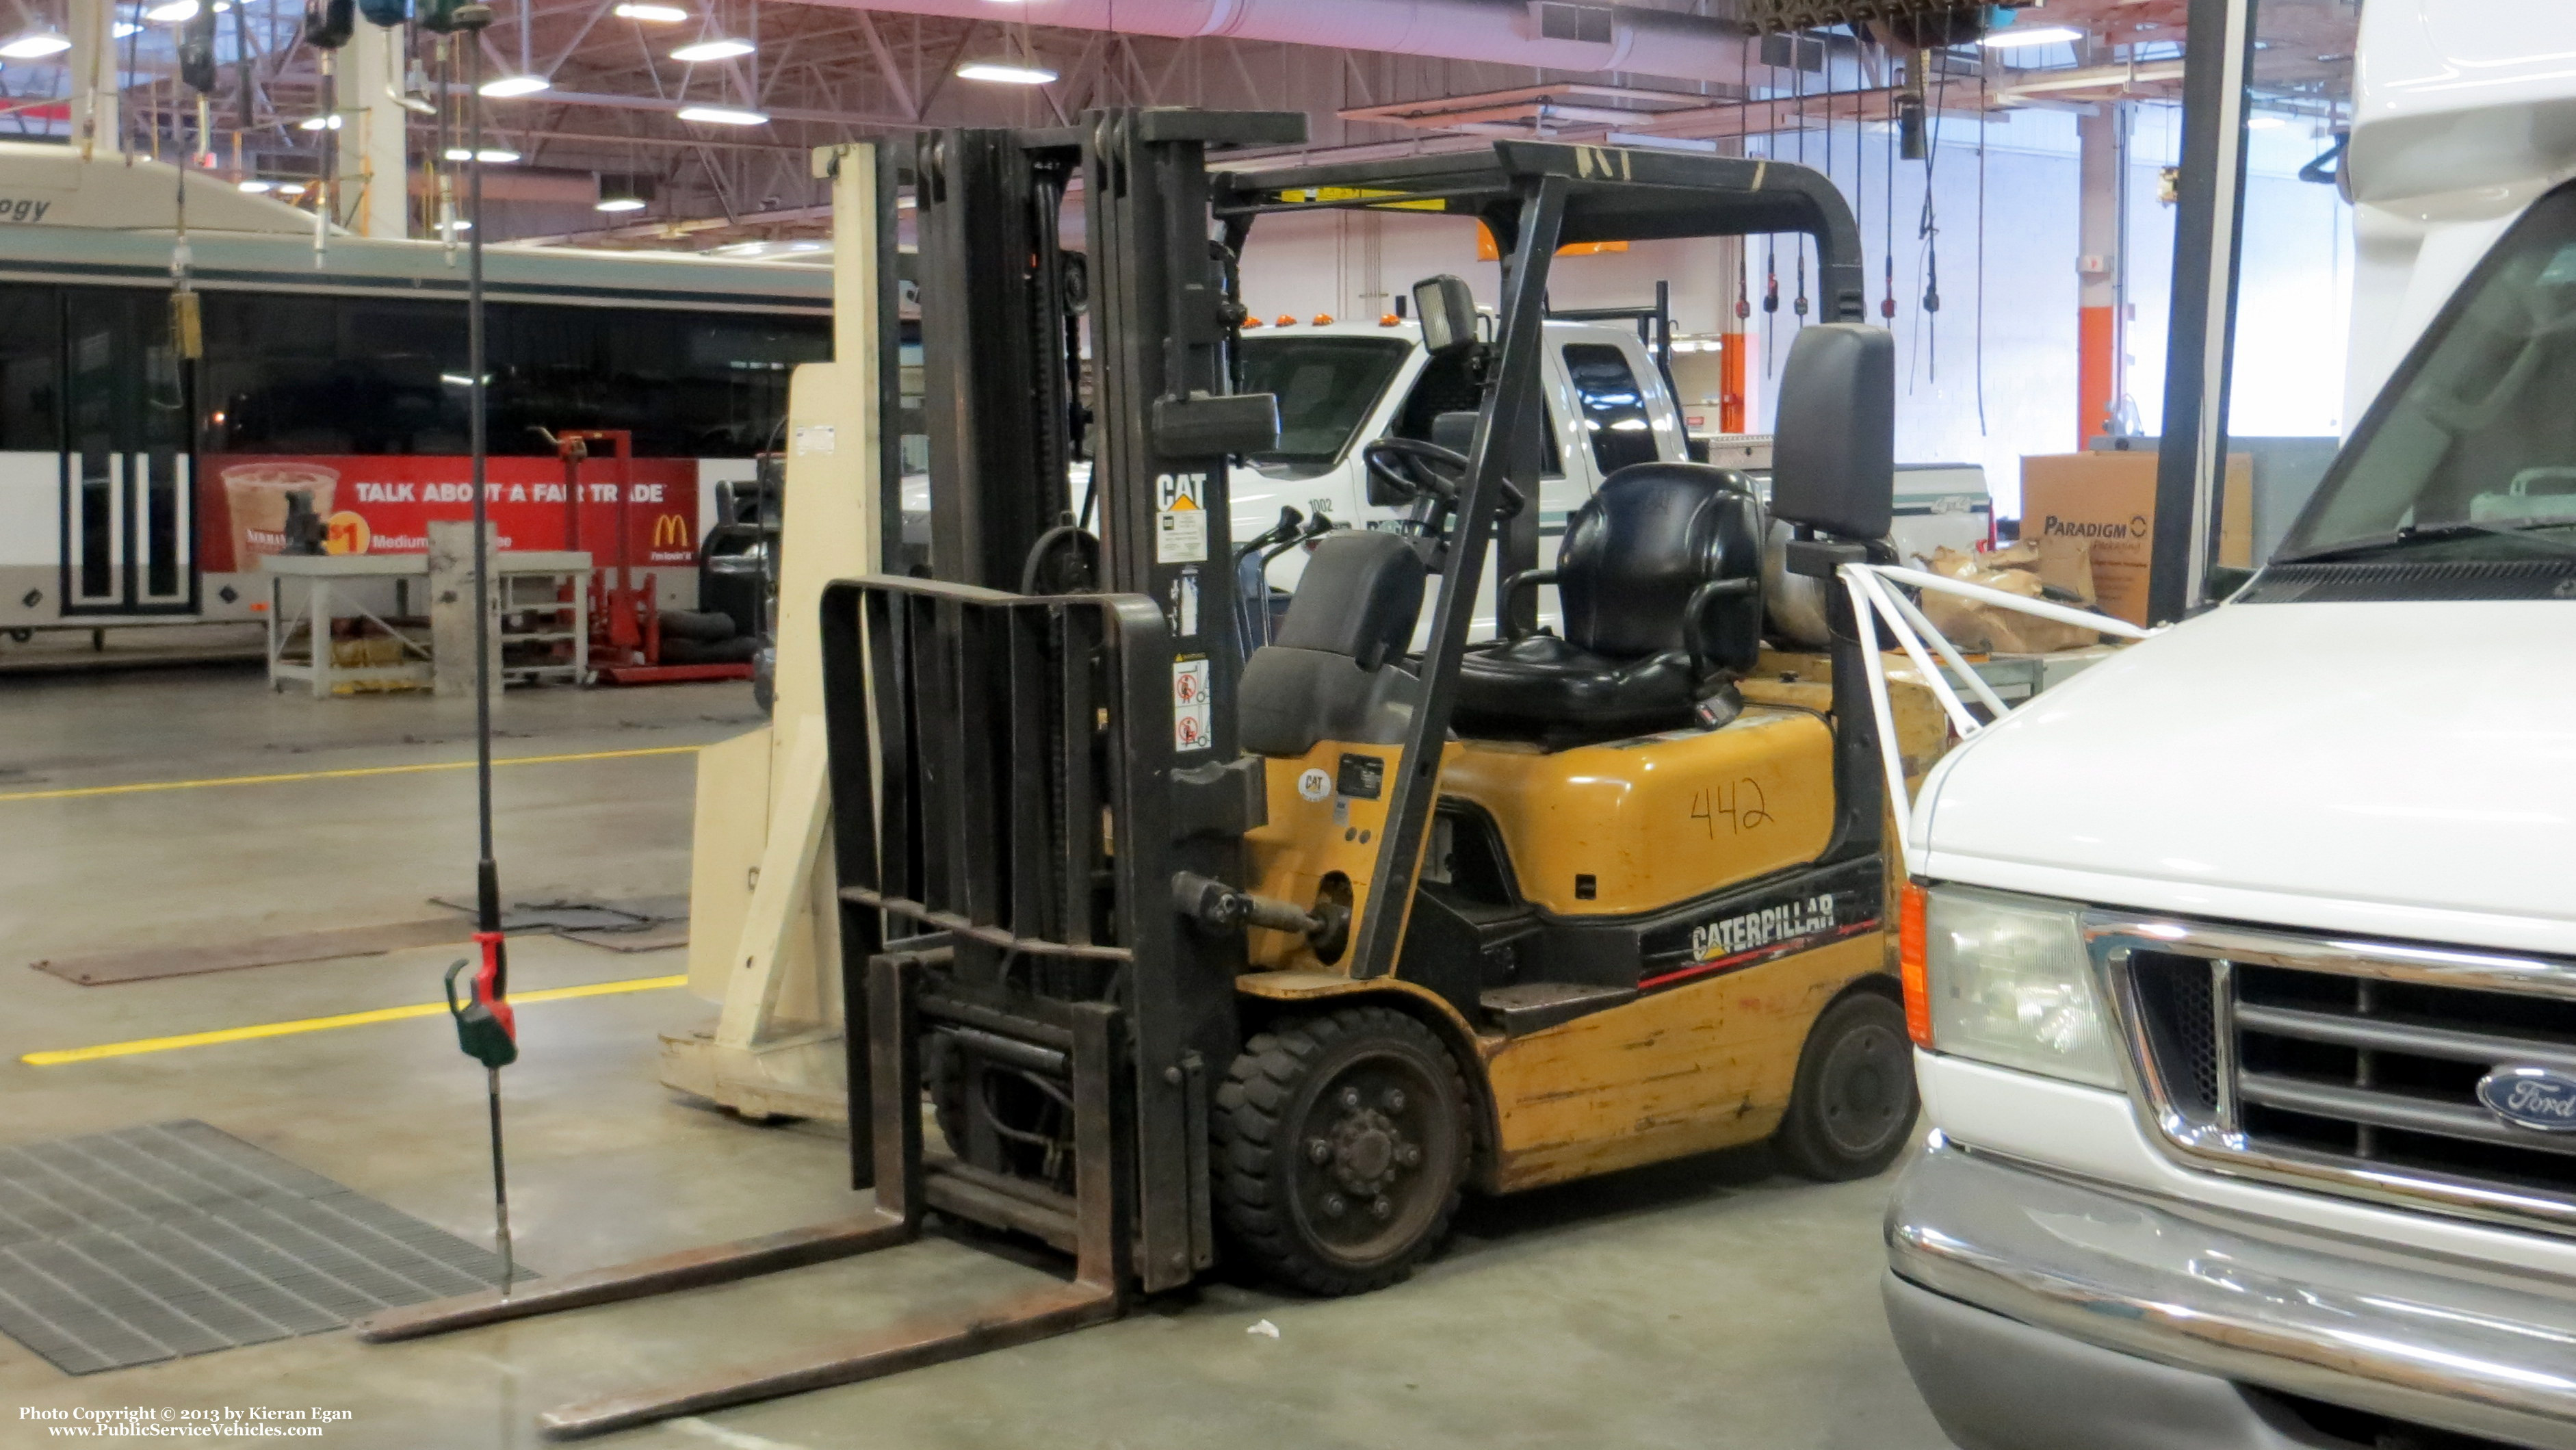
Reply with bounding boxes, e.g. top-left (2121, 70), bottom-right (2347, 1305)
top-left (443, 934), bottom-right (517, 1291)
